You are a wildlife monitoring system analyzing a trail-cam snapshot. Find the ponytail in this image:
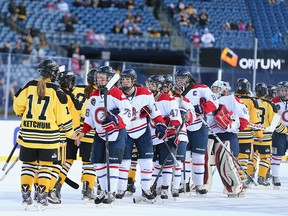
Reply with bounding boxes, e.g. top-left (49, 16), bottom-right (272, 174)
top-left (37, 77), bottom-right (47, 99)
top-left (84, 84), bottom-right (96, 99)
